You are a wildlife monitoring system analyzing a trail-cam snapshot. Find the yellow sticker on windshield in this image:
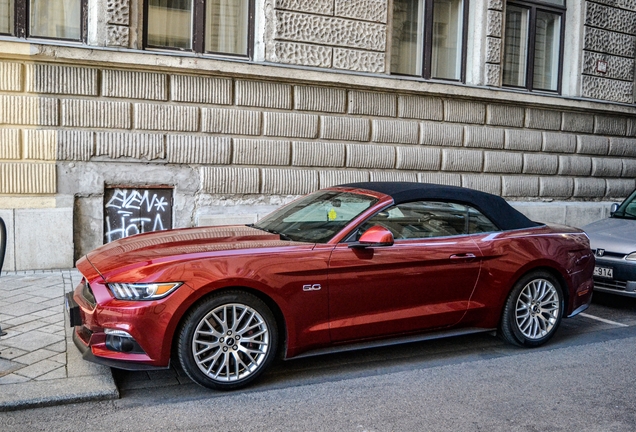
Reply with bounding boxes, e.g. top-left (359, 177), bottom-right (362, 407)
top-left (328, 208), bottom-right (337, 221)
